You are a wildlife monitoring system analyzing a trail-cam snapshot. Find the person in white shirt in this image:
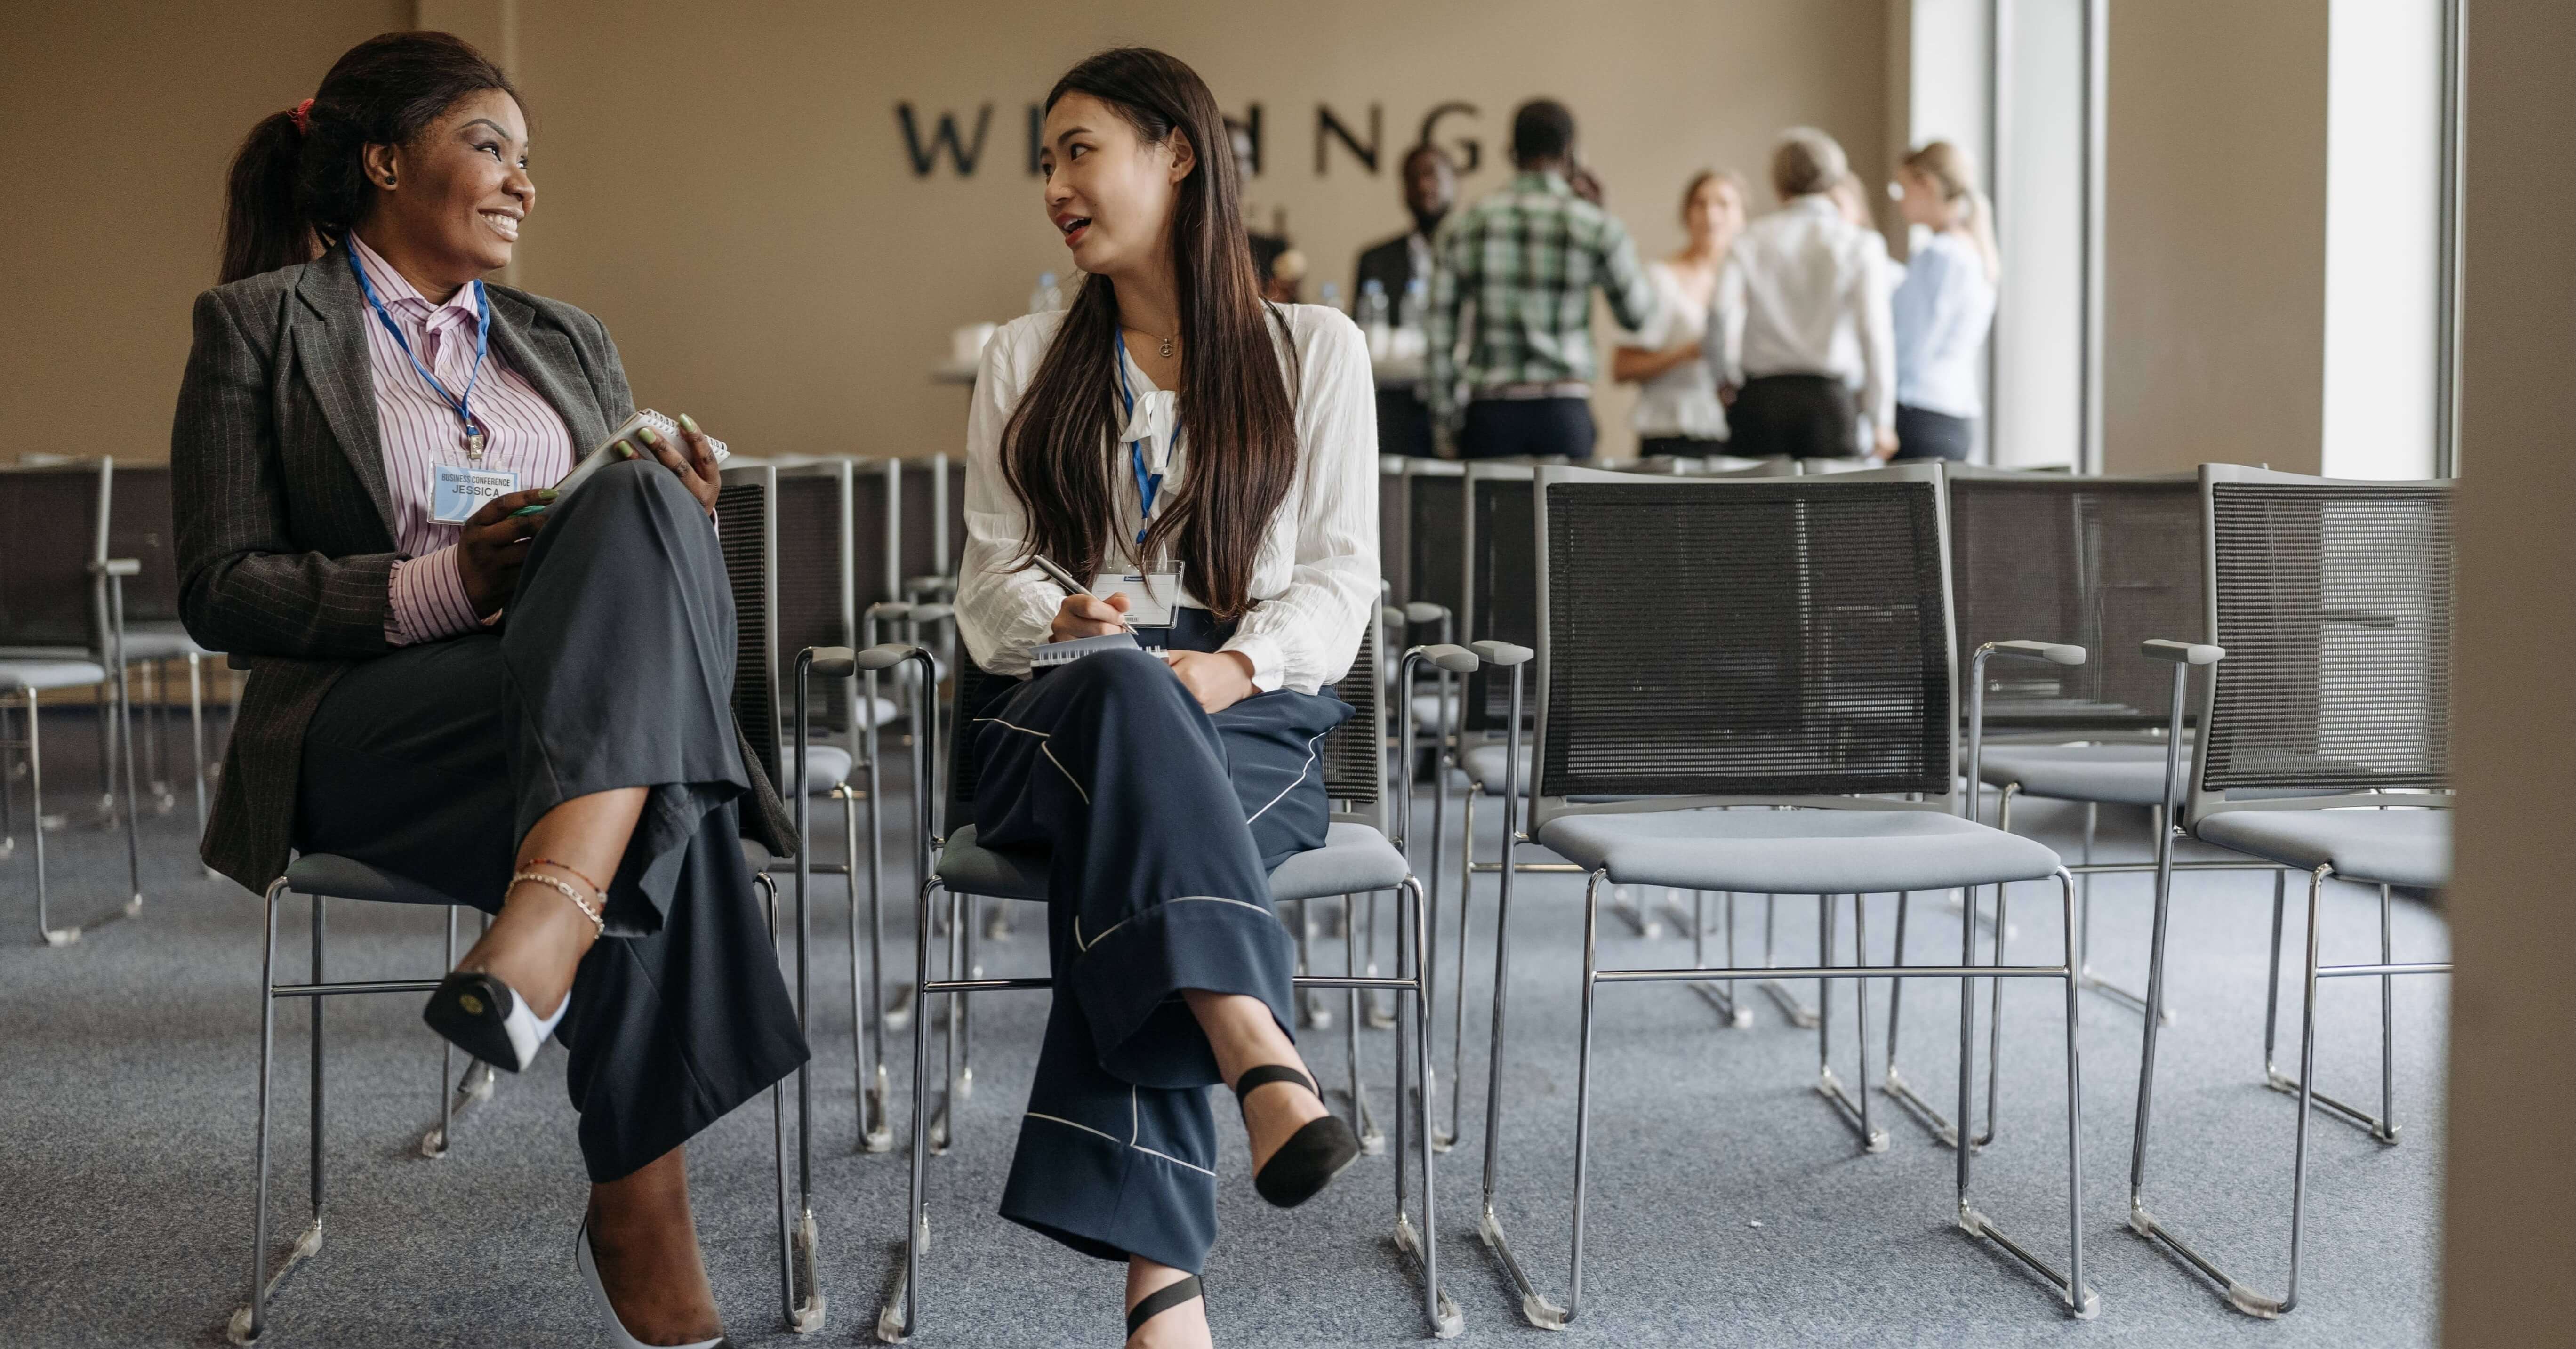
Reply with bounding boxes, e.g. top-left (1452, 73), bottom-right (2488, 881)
top-left (1613, 169), bottom-right (1746, 458)
top-left (1706, 127), bottom-right (1898, 460)
top-left (952, 46), bottom-right (1378, 1347)
top-left (1888, 140), bottom-right (2001, 462)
